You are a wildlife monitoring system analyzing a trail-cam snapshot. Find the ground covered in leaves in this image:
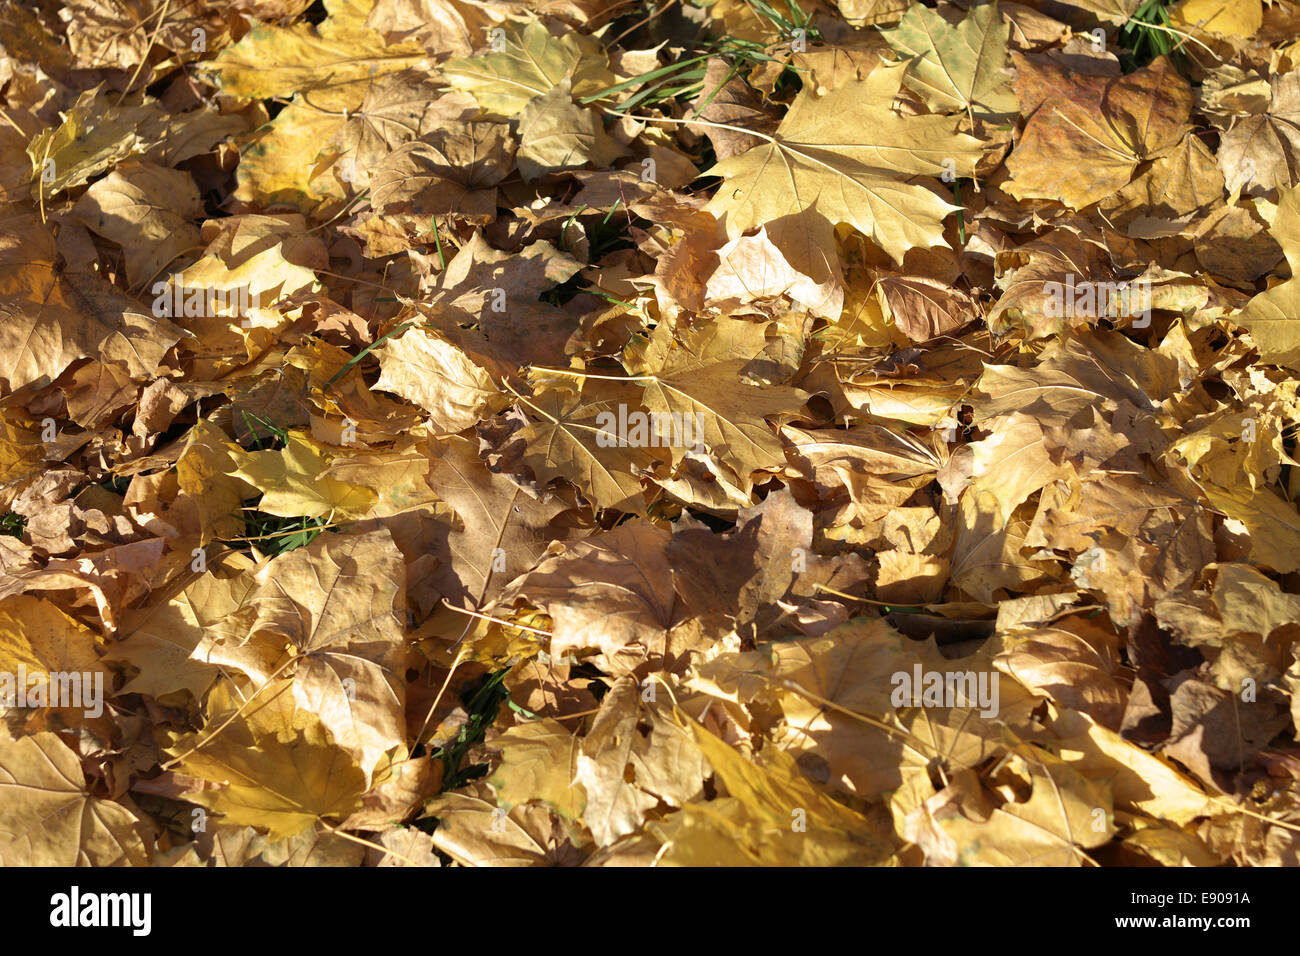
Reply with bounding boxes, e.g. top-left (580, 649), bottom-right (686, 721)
top-left (2, 0), bottom-right (1300, 867)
